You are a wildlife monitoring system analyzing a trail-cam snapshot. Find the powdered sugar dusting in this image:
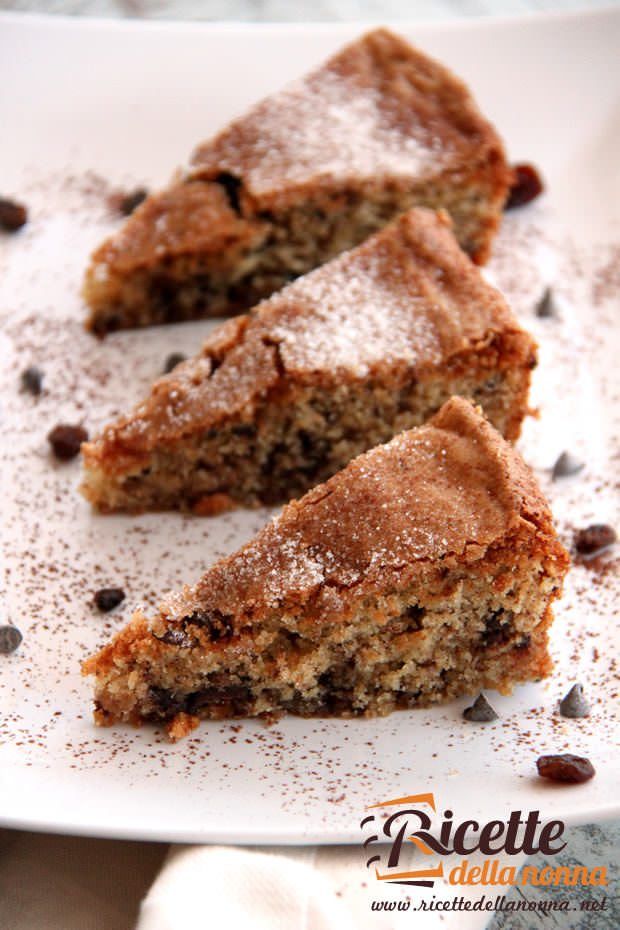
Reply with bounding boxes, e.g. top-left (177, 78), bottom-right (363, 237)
top-left (267, 240), bottom-right (442, 377)
top-left (91, 211), bottom-right (506, 449)
top-left (190, 33), bottom-right (472, 196)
